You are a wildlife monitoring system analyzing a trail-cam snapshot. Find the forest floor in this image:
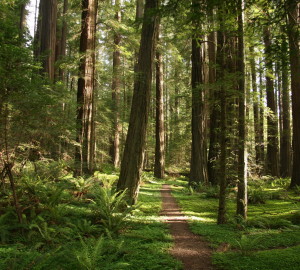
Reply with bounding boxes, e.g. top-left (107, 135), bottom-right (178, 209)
top-left (160, 184), bottom-right (215, 270)
top-left (2, 167), bottom-right (300, 269)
